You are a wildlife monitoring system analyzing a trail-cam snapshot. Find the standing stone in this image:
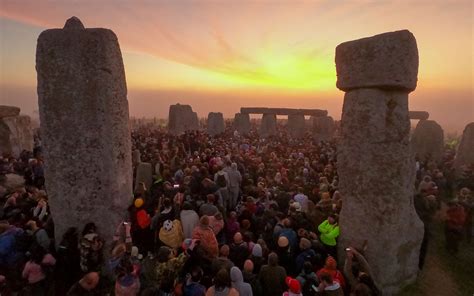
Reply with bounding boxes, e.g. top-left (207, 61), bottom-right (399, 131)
top-left (411, 120), bottom-right (444, 162)
top-left (234, 113), bottom-right (251, 135)
top-left (36, 17), bottom-right (132, 245)
top-left (135, 162), bottom-right (153, 192)
top-left (168, 104), bottom-right (199, 134)
top-left (259, 113), bottom-right (277, 137)
top-left (132, 149), bottom-right (141, 167)
top-left (0, 115), bottom-right (34, 157)
top-left (207, 112), bottom-right (225, 136)
top-left (336, 30), bottom-right (423, 294)
top-left (287, 114), bottom-right (306, 138)
top-left (313, 116), bottom-right (336, 141)
top-left (0, 106), bottom-right (21, 118)
top-left (454, 122), bottom-right (474, 174)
